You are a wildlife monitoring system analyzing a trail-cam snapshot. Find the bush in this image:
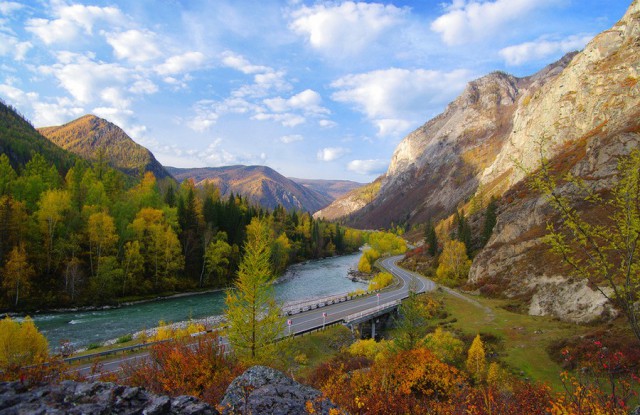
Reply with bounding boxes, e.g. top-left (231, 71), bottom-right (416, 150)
top-left (116, 334), bottom-right (133, 344)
